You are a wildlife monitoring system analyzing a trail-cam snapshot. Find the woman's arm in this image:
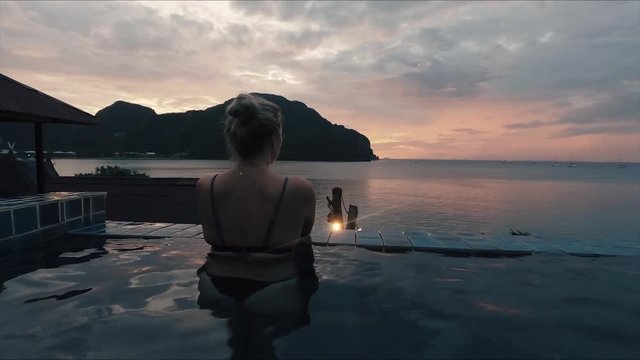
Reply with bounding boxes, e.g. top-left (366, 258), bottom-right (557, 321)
top-left (300, 180), bottom-right (316, 238)
top-left (195, 175), bottom-right (215, 245)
